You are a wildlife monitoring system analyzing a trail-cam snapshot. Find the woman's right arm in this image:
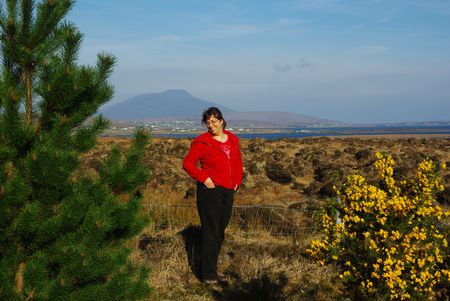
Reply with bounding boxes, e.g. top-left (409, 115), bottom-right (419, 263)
top-left (183, 142), bottom-right (209, 183)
